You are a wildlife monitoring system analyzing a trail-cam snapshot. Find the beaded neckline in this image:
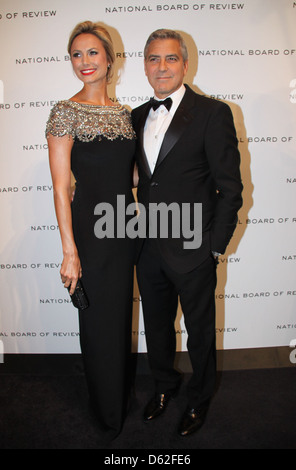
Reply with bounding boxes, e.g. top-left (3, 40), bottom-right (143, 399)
top-left (46, 100), bottom-right (136, 142)
top-left (66, 99), bottom-right (123, 110)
